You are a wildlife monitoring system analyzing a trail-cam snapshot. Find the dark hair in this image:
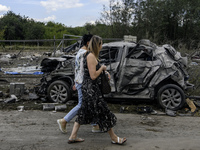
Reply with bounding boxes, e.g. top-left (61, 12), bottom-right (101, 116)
top-left (82, 33), bottom-right (93, 46)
